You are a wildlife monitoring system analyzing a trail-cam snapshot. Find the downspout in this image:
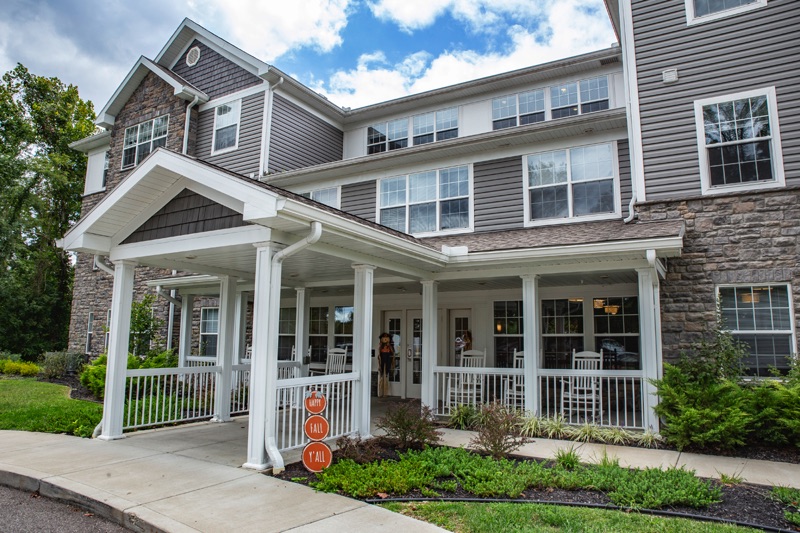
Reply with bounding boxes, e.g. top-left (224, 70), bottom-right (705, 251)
top-left (620, 0), bottom-right (643, 224)
top-left (265, 221), bottom-right (322, 472)
top-left (167, 271), bottom-right (177, 351)
top-left (183, 95), bottom-right (201, 155)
